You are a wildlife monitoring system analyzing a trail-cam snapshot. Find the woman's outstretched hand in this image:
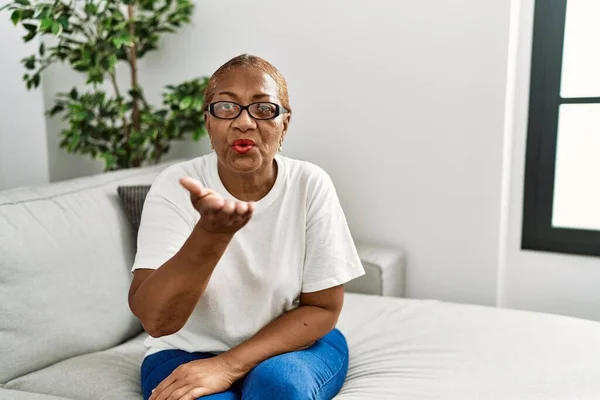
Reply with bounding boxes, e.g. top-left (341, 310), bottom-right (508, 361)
top-left (148, 356), bottom-right (238, 400)
top-left (179, 177), bottom-right (255, 235)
